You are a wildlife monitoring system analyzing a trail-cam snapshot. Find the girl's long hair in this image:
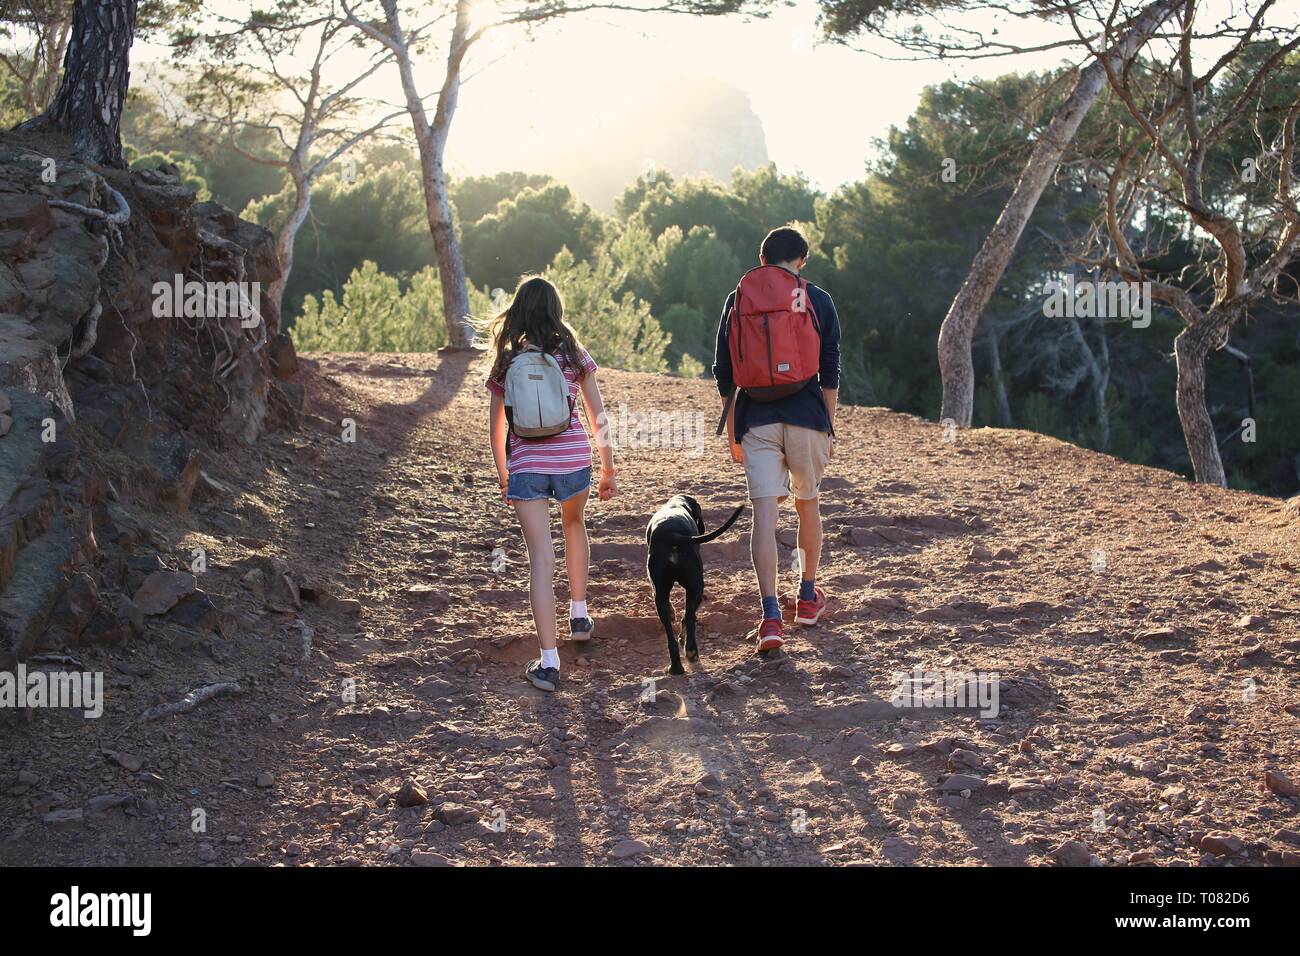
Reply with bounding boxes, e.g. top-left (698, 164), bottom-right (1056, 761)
top-left (488, 275), bottom-right (586, 383)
